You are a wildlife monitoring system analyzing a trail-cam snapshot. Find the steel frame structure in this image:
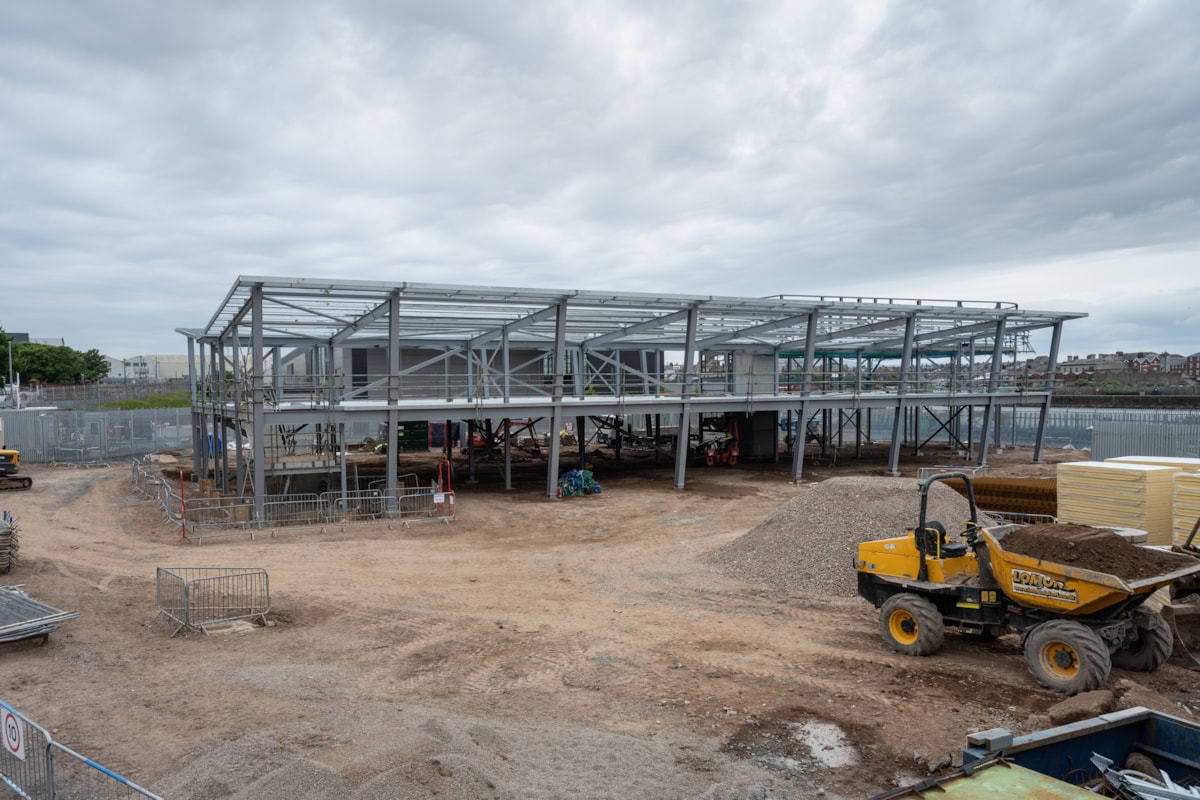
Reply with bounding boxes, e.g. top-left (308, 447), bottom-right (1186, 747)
top-left (178, 276), bottom-right (1085, 516)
